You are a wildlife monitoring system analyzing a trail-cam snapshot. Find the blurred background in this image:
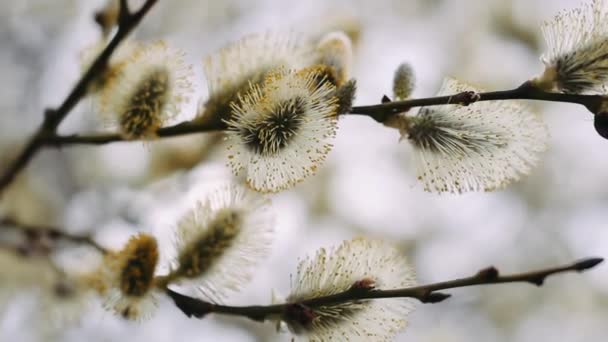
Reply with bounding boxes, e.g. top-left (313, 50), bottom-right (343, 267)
top-left (0, 0), bottom-right (606, 341)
